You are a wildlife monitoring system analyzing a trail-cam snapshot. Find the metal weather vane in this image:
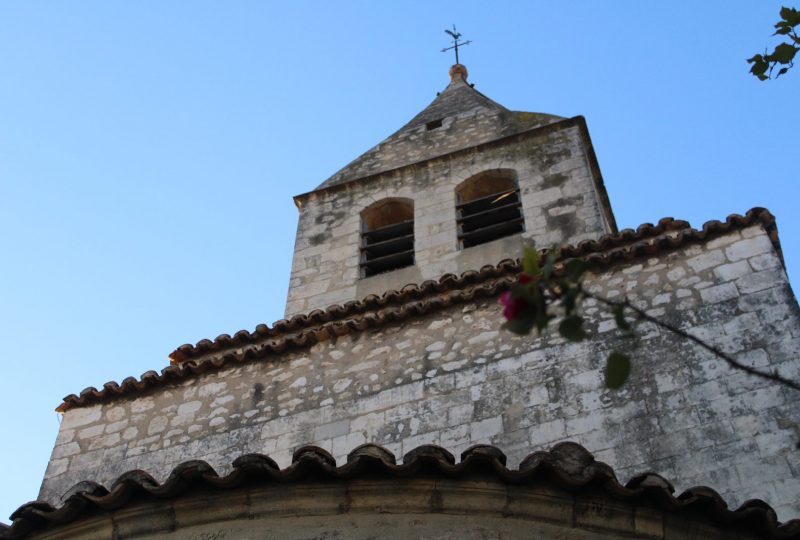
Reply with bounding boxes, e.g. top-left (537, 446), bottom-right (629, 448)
top-left (441, 25), bottom-right (472, 64)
